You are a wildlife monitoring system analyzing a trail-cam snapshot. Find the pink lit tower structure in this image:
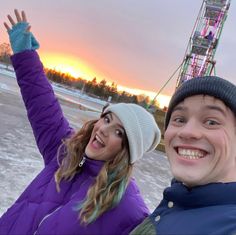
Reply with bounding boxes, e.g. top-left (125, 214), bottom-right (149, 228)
top-left (176, 0), bottom-right (231, 88)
